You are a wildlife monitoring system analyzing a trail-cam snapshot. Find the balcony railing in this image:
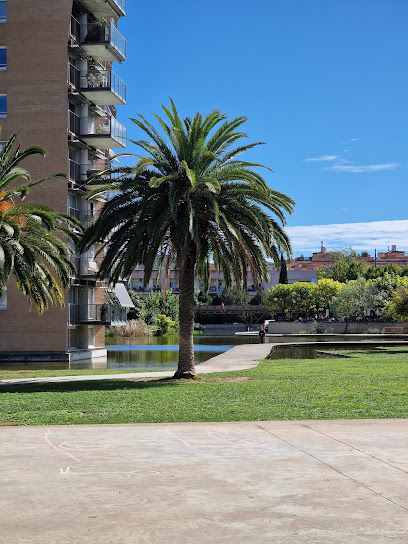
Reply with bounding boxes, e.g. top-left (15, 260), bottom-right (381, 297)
top-left (68, 111), bottom-right (80, 137)
top-left (68, 62), bottom-right (80, 89)
top-left (70, 15), bottom-right (81, 42)
top-left (79, 0), bottom-right (126, 18)
top-left (80, 69), bottom-right (126, 105)
top-left (81, 22), bottom-right (126, 62)
top-left (68, 159), bottom-right (82, 185)
top-left (81, 115), bottom-right (126, 149)
top-left (68, 304), bottom-right (127, 326)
